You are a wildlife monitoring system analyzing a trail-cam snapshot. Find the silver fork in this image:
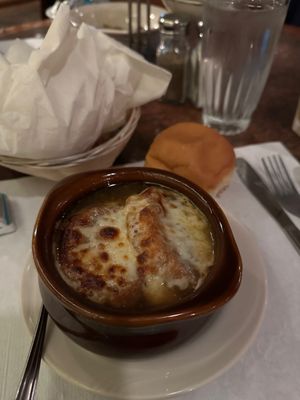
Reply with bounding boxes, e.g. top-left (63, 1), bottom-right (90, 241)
top-left (128, 0), bottom-right (151, 59)
top-left (262, 154), bottom-right (300, 218)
